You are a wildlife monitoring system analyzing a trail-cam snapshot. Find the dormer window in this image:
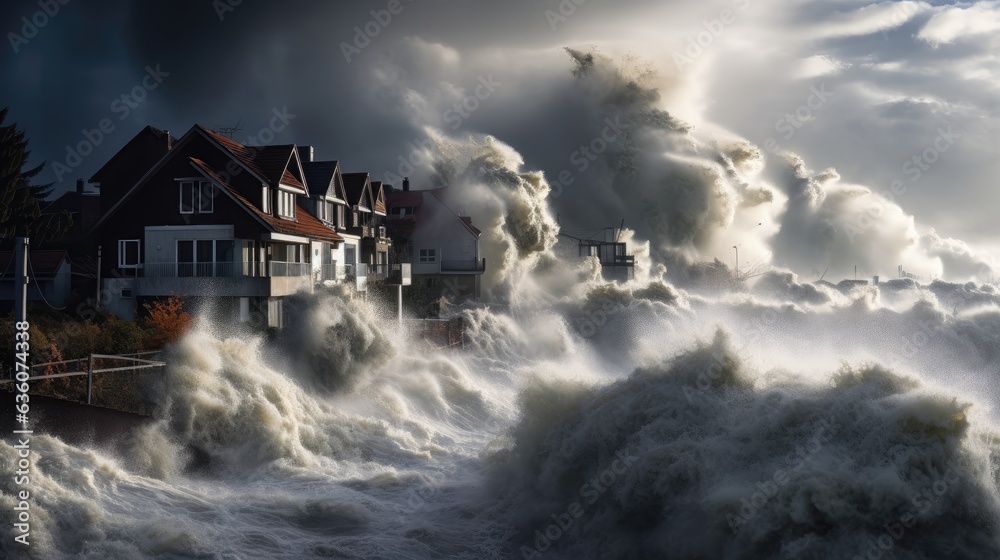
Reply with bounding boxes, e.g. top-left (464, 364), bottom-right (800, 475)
top-left (277, 190), bottom-right (296, 219)
top-left (180, 180), bottom-right (214, 214)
